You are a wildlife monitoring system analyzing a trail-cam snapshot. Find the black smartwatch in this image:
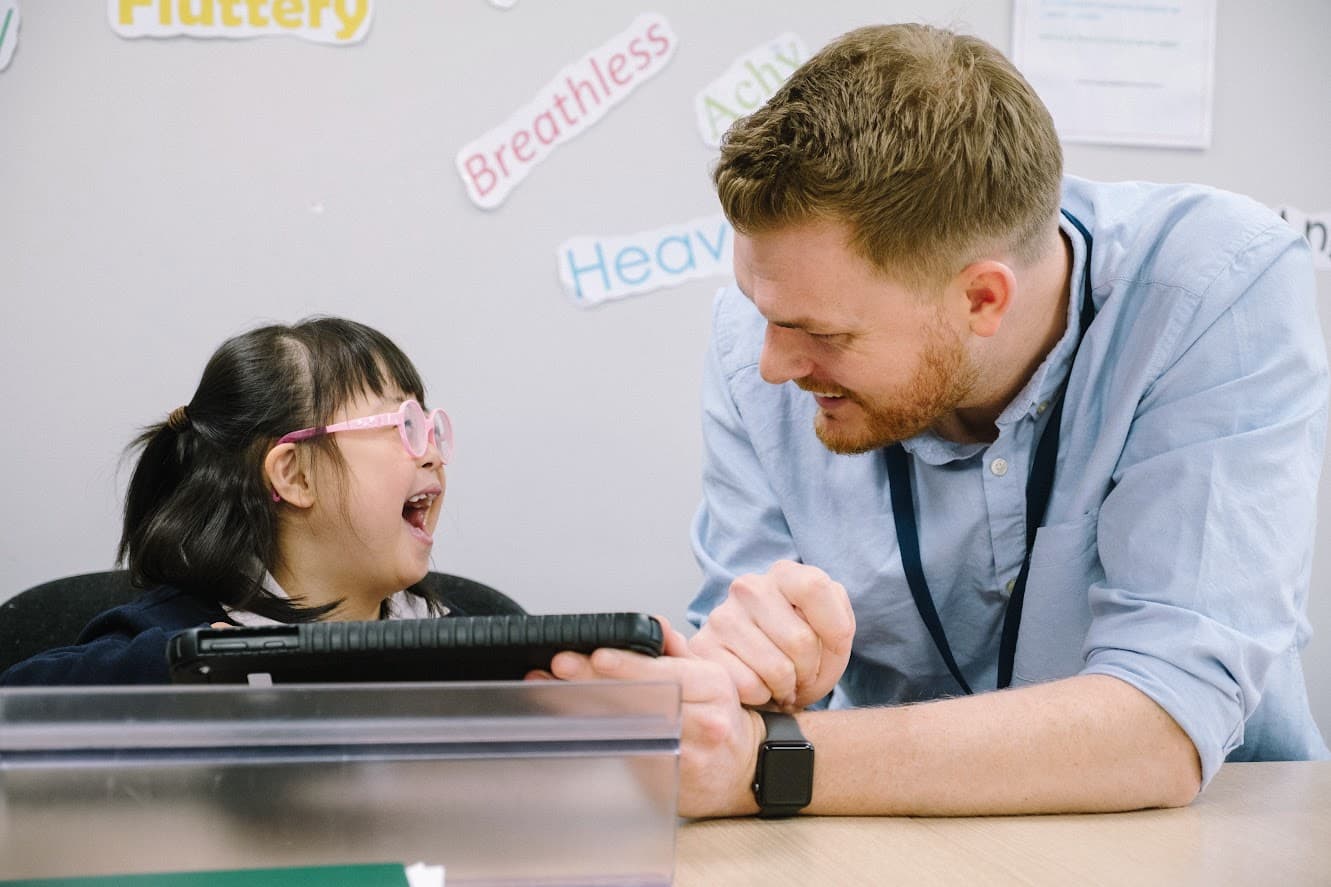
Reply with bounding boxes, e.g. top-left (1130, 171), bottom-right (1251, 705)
top-left (752, 710), bottom-right (814, 817)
